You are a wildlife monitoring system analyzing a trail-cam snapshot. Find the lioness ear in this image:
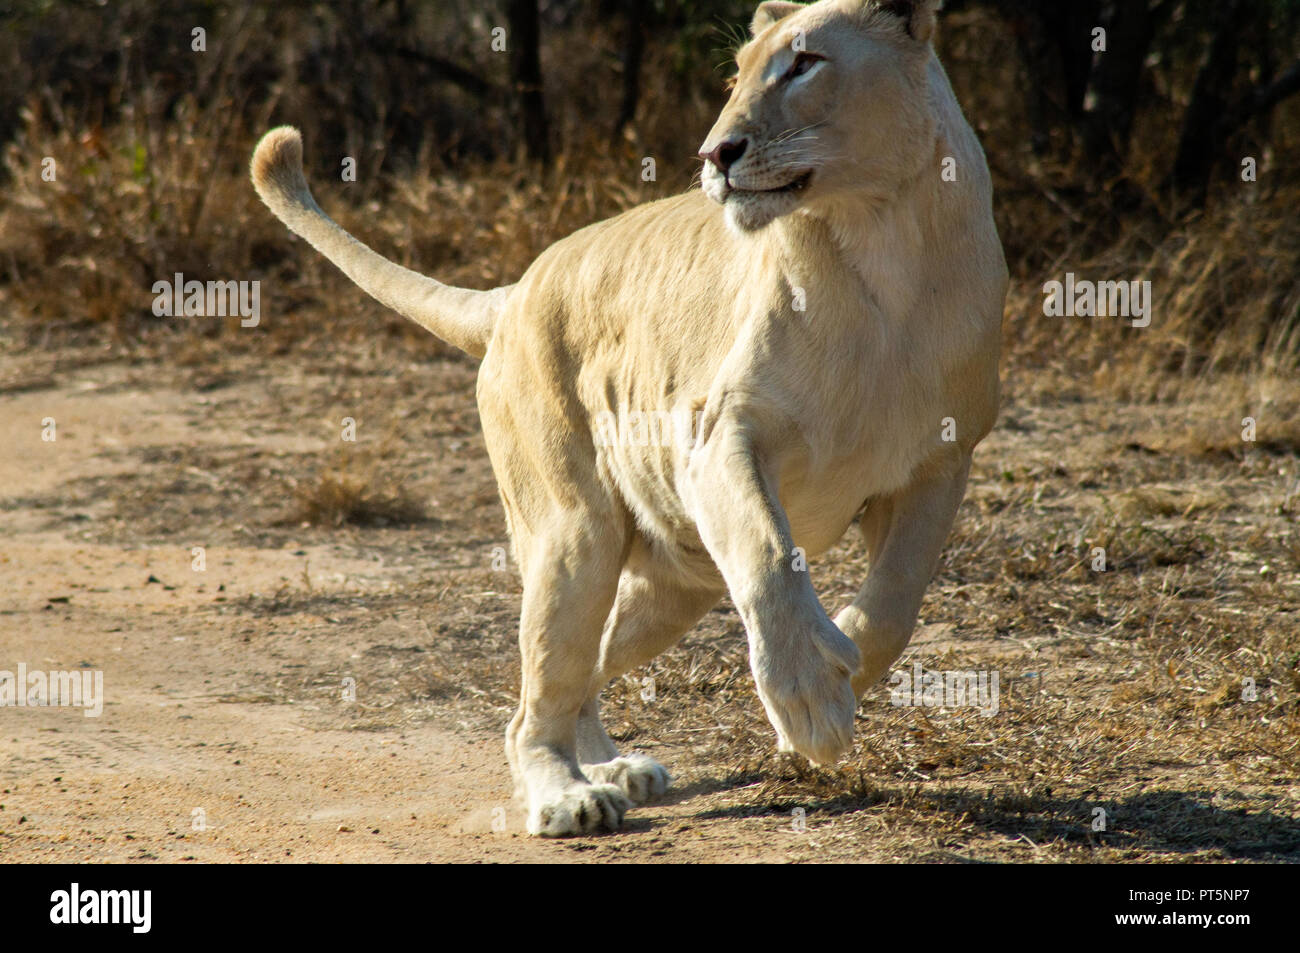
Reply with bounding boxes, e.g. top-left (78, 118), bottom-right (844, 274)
top-left (751, 1), bottom-right (804, 36)
top-left (874, 0), bottom-right (938, 43)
